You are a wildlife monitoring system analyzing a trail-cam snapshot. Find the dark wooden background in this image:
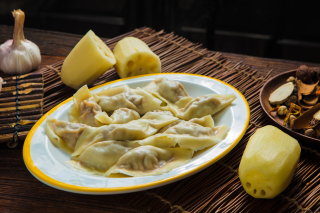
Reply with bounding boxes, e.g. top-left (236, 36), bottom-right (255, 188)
top-left (1, 0), bottom-right (320, 63)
